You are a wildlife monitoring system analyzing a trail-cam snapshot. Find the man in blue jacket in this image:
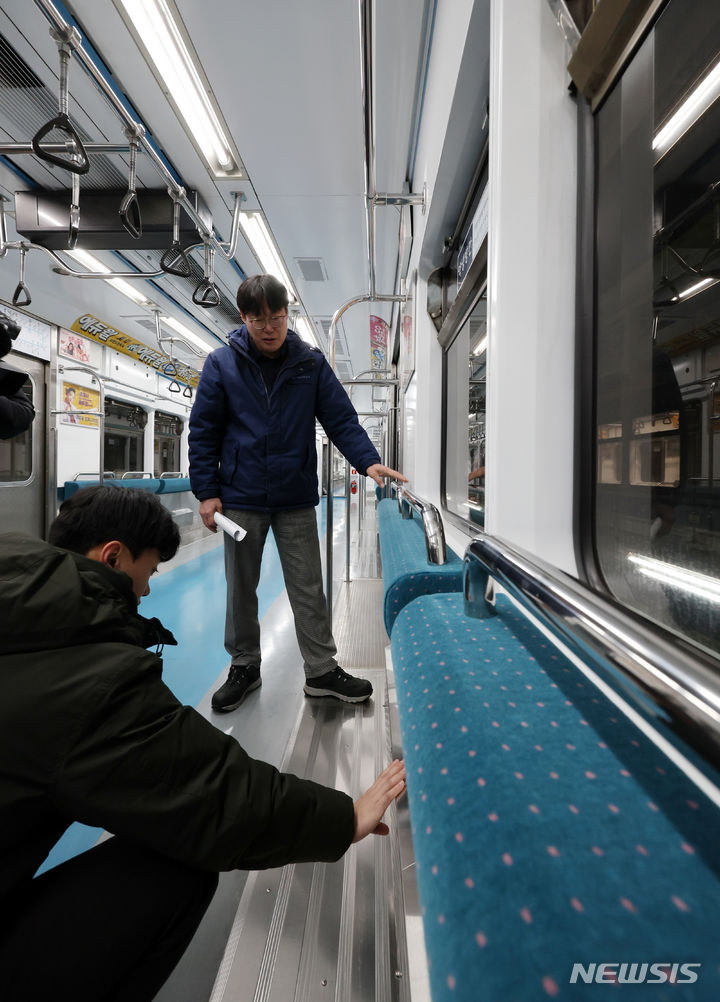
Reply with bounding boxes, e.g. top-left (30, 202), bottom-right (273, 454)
top-left (189, 274), bottom-right (405, 712)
